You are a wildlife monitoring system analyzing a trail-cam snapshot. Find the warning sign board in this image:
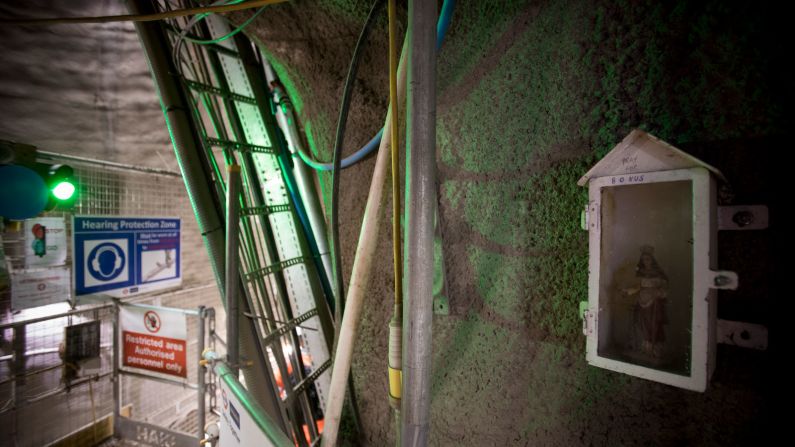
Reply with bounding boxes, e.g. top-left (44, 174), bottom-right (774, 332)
top-left (10, 267), bottom-right (70, 310)
top-left (219, 379), bottom-right (283, 447)
top-left (72, 216), bottom-right (181, 297)
top-left (24, 217), bottom-right (67, 267)
top-left (120, 305), bottom-right (187, 378)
